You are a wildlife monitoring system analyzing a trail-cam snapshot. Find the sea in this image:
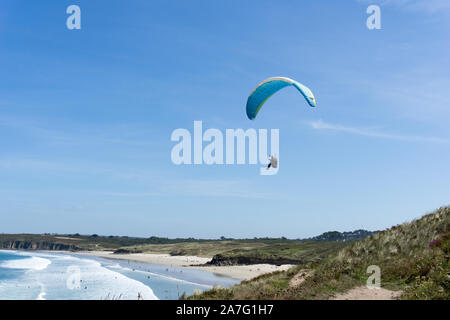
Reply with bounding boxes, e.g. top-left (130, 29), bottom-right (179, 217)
top-left (0, 250), bottom-right (239, 300)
